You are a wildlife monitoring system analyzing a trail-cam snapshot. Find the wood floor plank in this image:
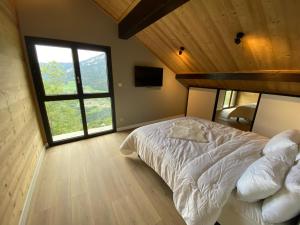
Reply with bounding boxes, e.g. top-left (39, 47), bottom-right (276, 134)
top-left (26, 132), bottom-right (186, 225)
